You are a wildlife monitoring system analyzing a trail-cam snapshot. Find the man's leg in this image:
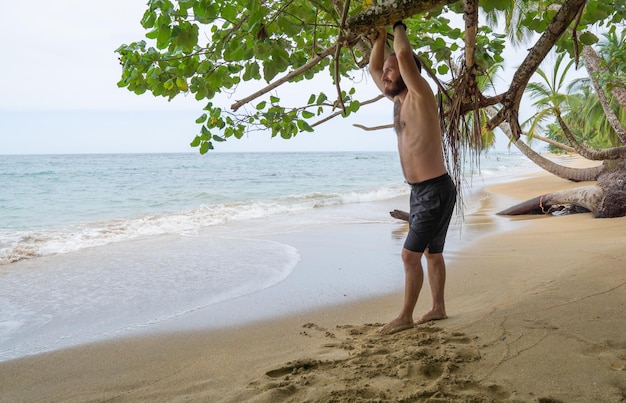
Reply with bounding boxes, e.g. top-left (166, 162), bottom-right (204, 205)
top-left (379, 248), bottom-right (423, 334)
top-left (417, 251), bottom-right (447, 324)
